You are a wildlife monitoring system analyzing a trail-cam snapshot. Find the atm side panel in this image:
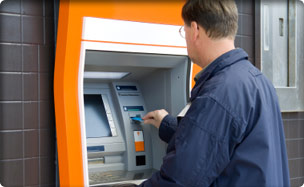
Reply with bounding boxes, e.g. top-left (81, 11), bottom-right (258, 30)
top-left (111, 82), bottom-right (153, 171)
